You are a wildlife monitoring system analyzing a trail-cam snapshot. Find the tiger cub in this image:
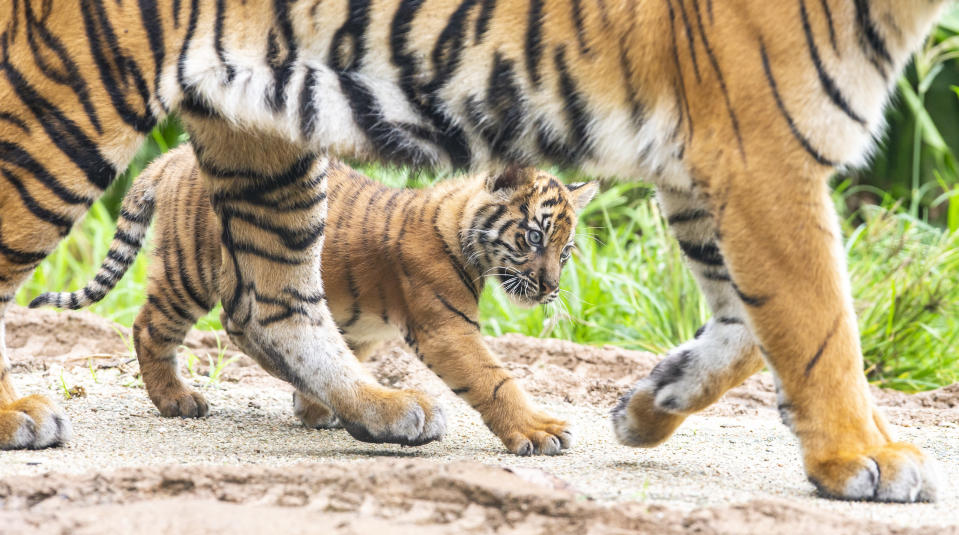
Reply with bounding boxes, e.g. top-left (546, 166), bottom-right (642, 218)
top-left (32, 145), bottom-right (596, 455)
